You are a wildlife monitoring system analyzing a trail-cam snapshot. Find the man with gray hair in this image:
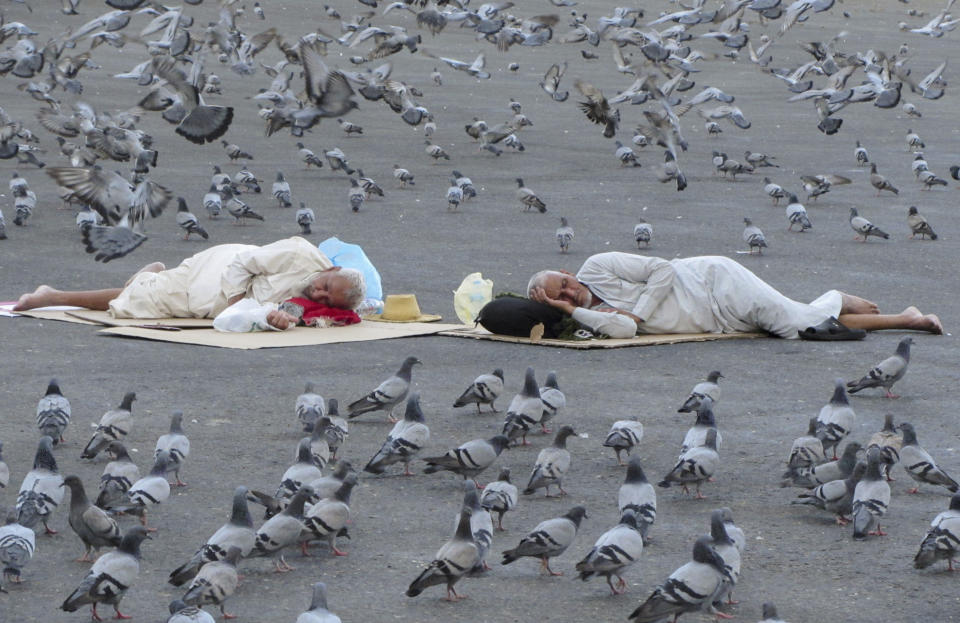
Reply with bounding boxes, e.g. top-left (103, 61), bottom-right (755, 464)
top-left (14, 236), bottom-right (366, 331)
top-left (528, 252), bottom-right (941, 339)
